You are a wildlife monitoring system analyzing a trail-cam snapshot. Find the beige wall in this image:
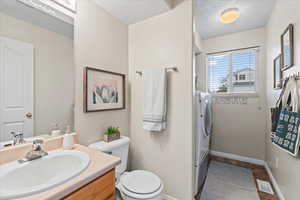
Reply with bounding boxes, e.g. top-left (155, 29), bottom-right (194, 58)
top-left (74, 0), bottom-right (129, 145)
top-left (0, 12), bottom-right (74, 135)
top-left (129, 1), bottom-right (194, 199)
top-left (203, 28), bottom-right (267, 160)
top-left (266, 0), bottom-right (300, 199)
